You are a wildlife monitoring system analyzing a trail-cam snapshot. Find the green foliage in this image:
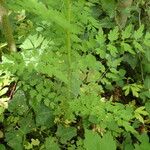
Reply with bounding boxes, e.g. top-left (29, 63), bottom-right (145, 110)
top-left (56, 125), bottom-right (77, 144)
top-left (44, 136), bottom-right (60, 150)
top-left (84, 130), bottom-right (116, 150)
top-left (0, 0), bottom-right (150, 149)
top-left (123, 83), bottom-right (143, 97)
